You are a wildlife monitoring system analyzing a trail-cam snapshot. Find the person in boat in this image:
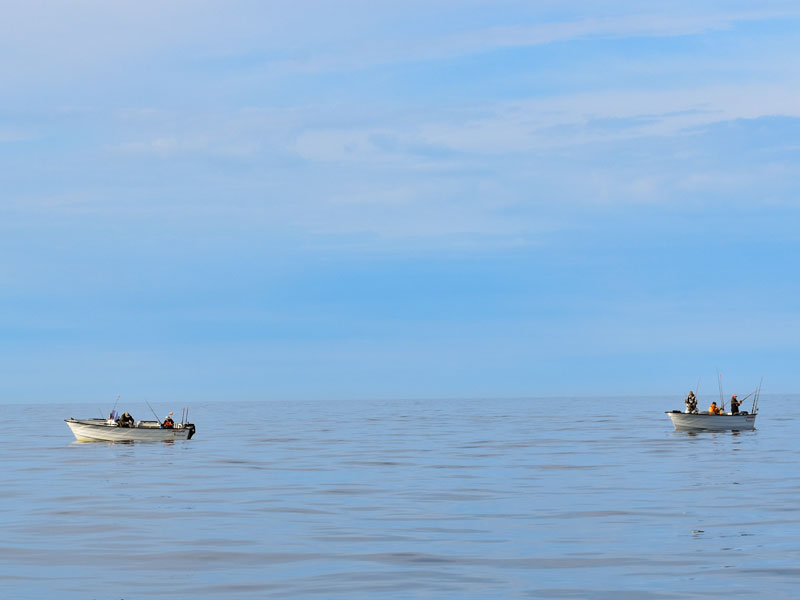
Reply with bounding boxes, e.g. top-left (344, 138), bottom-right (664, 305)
top-left (118, 412), bottom-right (135, 427)
top-left (709, 402), bottom-right (722, 415)
top-left (685, 391), bottom-right (698, 413)
top-left (730, 394), bottom-right (742, 414)
top-left (162, 413), bottom-right (175, 429)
